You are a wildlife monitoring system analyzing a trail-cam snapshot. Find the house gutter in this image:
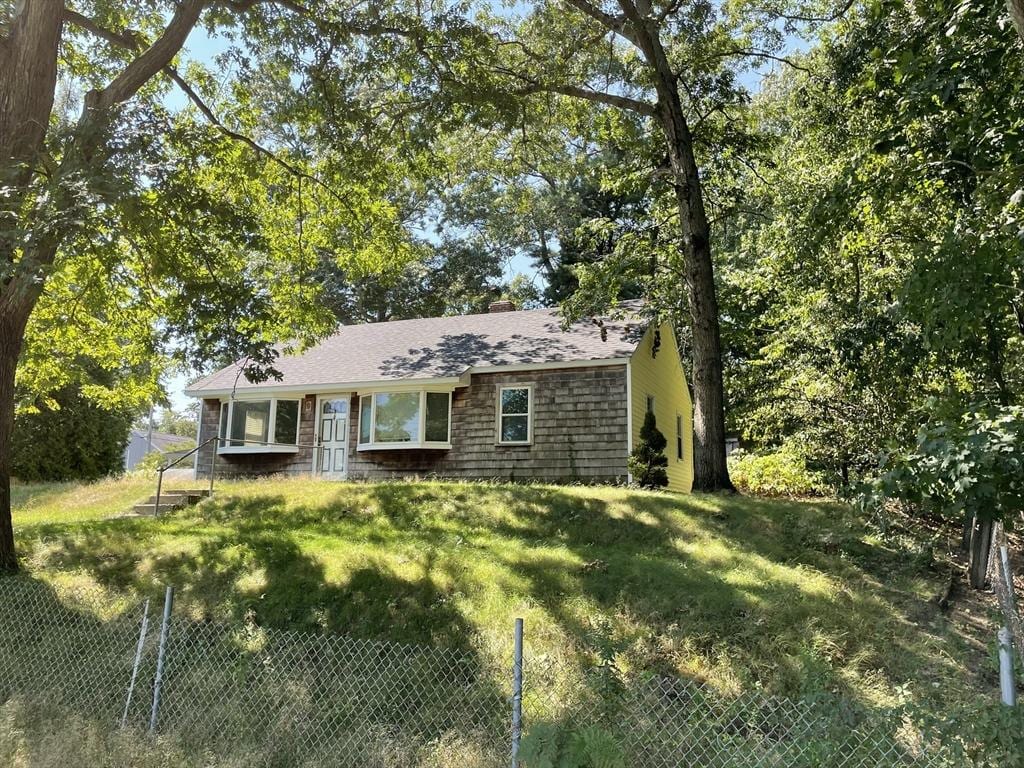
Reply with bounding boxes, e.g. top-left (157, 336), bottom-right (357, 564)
top-left (183, 357), bottom-right (632, 399)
